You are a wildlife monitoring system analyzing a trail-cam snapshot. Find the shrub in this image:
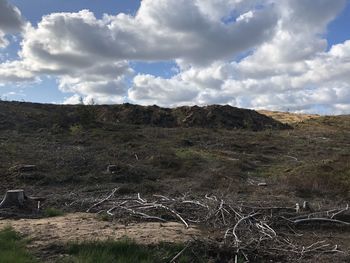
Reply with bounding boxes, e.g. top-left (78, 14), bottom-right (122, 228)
top-left (43, 207), bottom-right (65, 217)
top-left (0, 227), bottom-right (37, 263)
top-left (285, 158), bottom-right (350, 197)
top-left (69, 124), bottom-right (84, 136)
top-left (66, 239), bottom-right (191, 263)
top-left (77, 105), bottom-right (98, 128)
